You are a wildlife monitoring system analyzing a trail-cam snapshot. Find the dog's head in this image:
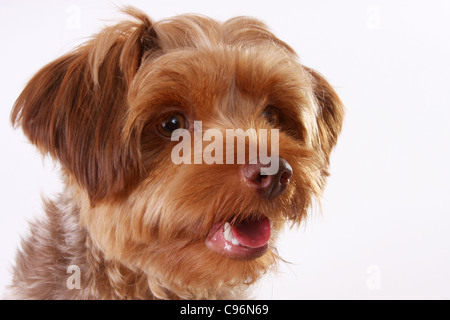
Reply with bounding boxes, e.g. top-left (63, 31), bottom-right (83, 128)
top-left (11, 8), bottom-right (344, 299)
